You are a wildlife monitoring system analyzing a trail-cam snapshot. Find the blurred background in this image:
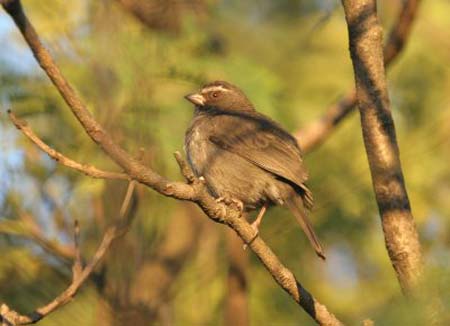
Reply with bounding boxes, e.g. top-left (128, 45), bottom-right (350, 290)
top-left (0, 0), bottom-right (449, 325)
